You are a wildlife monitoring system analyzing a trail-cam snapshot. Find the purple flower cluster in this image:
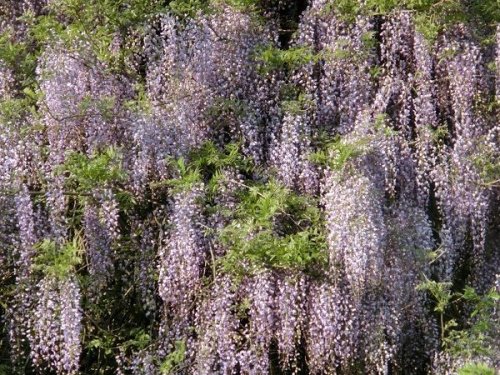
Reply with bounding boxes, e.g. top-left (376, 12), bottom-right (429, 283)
top-left (158, 185), bottom-right (207, 323)
top-left (30, 276), bottom-right (82, 375)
